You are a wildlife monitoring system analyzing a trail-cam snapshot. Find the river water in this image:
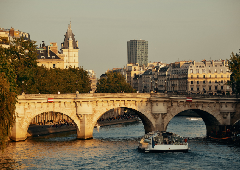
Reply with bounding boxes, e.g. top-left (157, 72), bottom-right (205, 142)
top-left (1, 116), bottom-right (240, 169)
